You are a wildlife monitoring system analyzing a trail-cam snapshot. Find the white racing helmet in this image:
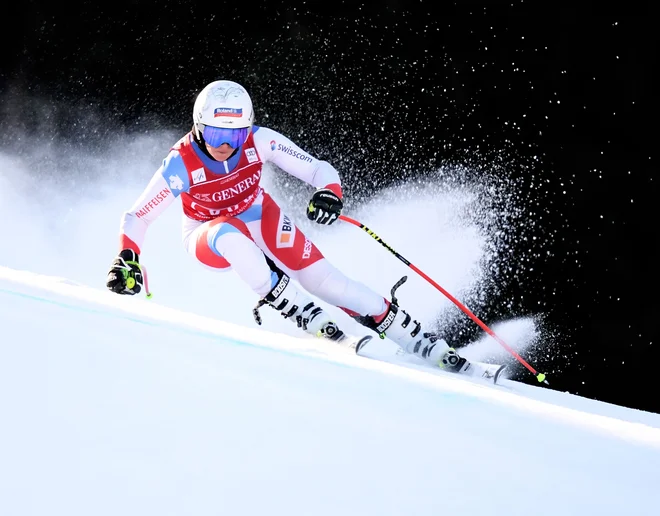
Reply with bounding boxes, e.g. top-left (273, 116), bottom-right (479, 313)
top-left (193, 80), bottom-right (254, 148)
